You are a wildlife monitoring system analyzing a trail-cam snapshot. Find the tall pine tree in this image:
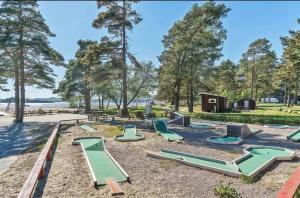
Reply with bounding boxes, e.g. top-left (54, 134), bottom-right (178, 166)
top-left (0, 0), bottom-right (64, 122)
top-left (92, 1), bottom-right (142, 116)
